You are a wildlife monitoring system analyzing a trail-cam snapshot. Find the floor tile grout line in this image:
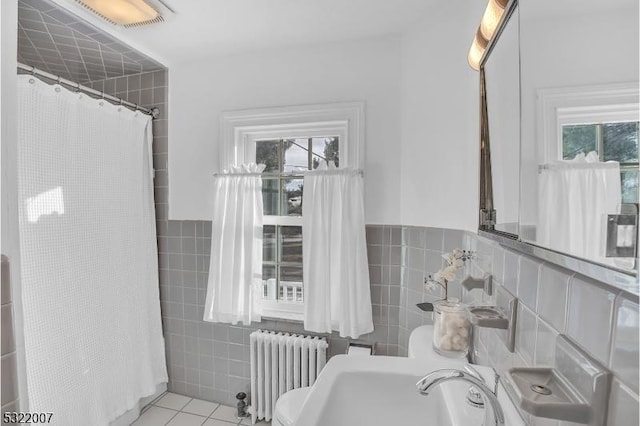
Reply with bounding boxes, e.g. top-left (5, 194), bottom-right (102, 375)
top-left (162, 407), bottom-right (180, 426)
